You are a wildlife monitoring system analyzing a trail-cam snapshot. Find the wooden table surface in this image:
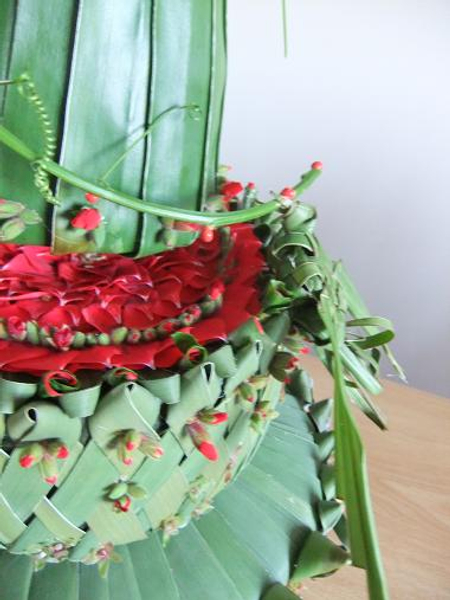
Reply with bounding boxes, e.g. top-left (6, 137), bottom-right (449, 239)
top-left (299, 356), bottom-right (450, 600)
